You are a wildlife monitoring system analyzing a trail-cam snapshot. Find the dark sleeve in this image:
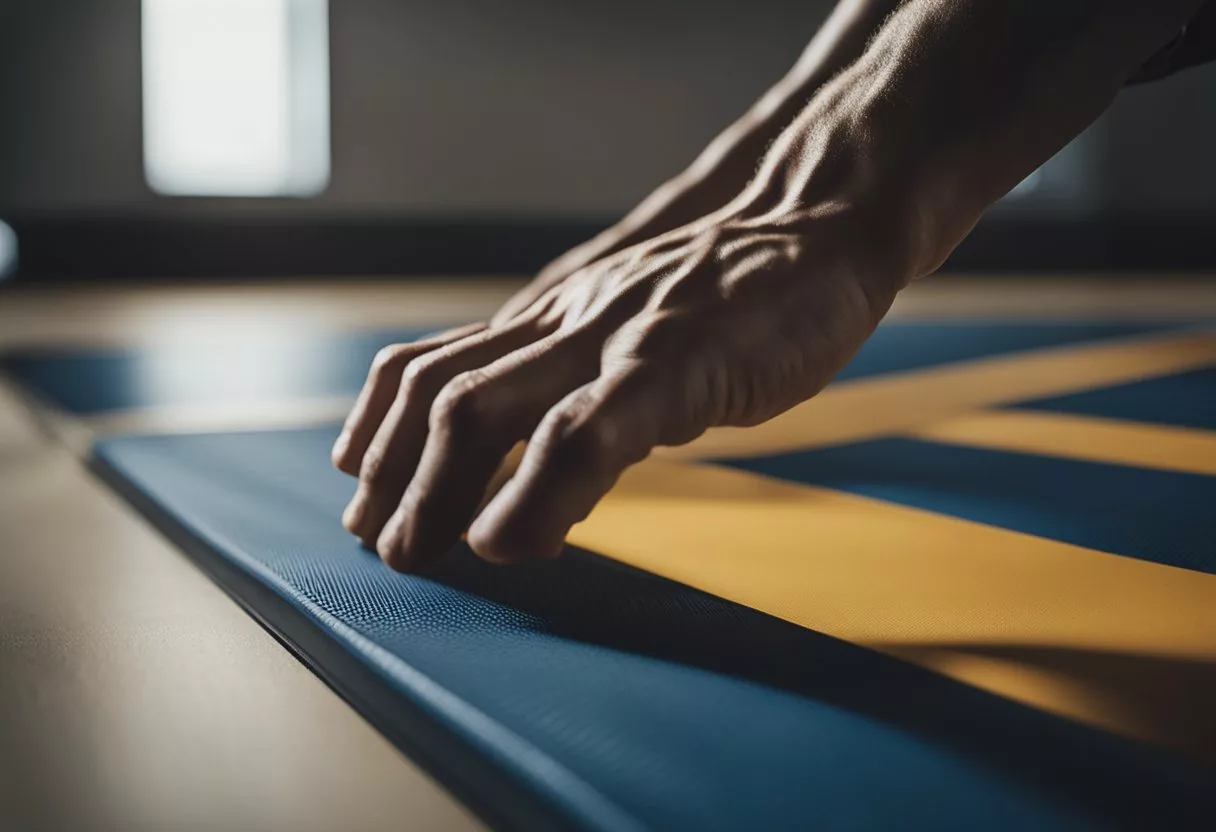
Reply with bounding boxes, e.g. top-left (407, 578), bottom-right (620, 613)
top-left (1128, 2), bottom-right (1216, 84)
